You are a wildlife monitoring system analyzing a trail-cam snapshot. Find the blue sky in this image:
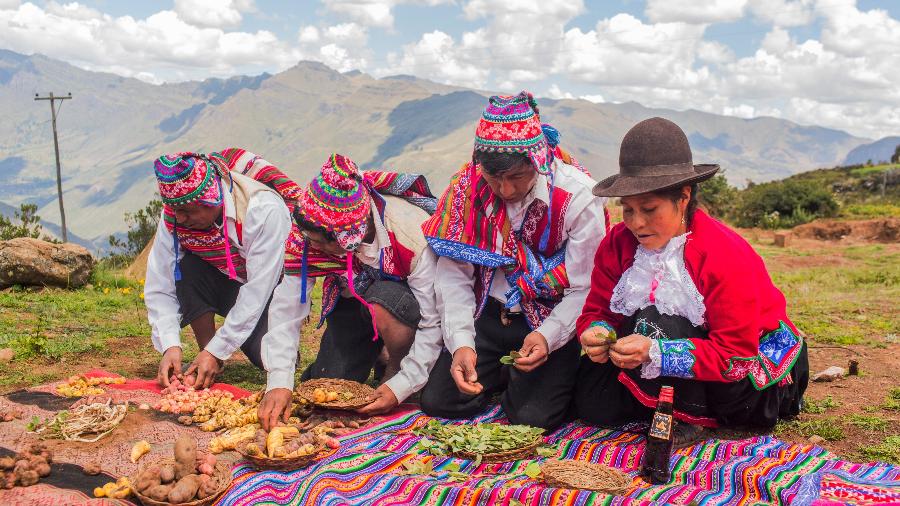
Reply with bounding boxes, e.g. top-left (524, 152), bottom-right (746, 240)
top-left (1, 0), bottom-right (898, 139)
